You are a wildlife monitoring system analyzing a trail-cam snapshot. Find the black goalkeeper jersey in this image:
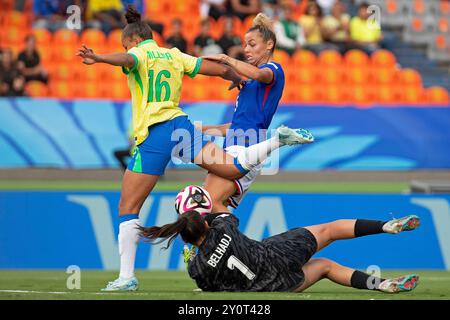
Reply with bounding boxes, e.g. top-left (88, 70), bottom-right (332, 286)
top-left (187, 213), bottom-right (316, 292)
